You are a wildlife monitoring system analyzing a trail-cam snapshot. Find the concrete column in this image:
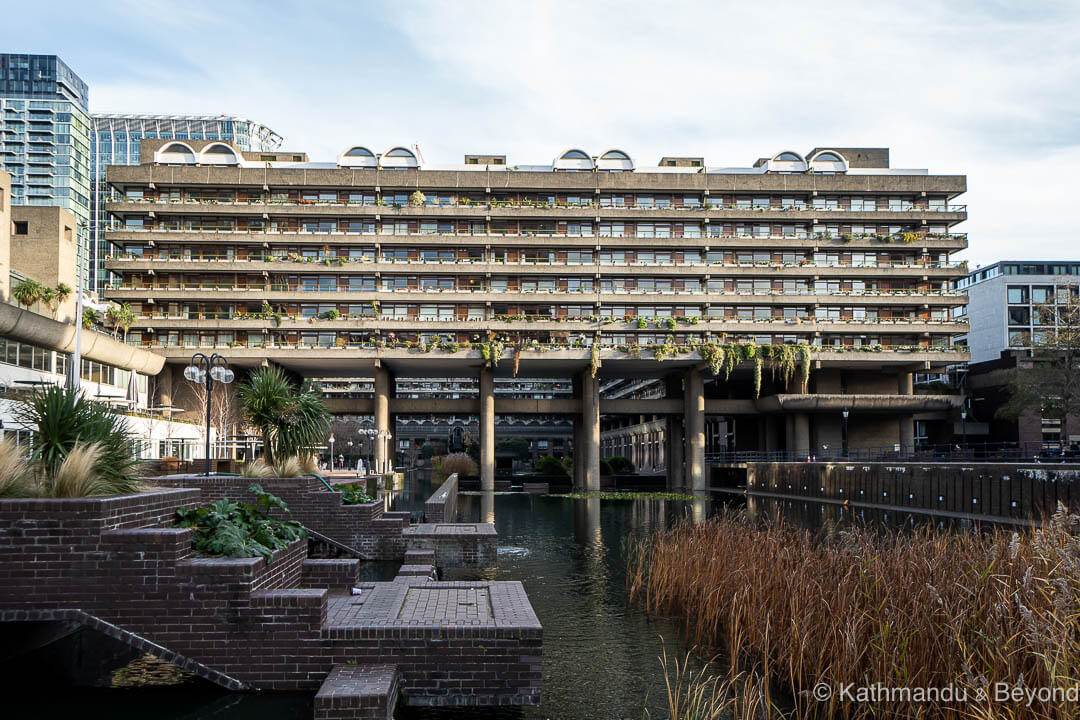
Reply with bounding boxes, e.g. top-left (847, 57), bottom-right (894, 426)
top-left (582, 370), bottom-right (600, 491)
top-left (794, 413), bottom-right (810, 457)
top-left (374, 366), bottom-right (389, 474)
top-left (572, 420), bottom-right (585, 489)
top-left (899, 416), bottom-right (915, 454)
top-left (763, 415), bottom-right (780, 452)
top-left (684, 367), bottom-right (706, 492)
top-left (479, 367), bottom-right (495, 491)
top-left (154, 364), bottom-right (174, 410)
top-left (785, 414), bottom-right (795, 453)
top-left (666, 415), bottom-right (684, 489)
top-left (898, 372), bottom-right (914, 395)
